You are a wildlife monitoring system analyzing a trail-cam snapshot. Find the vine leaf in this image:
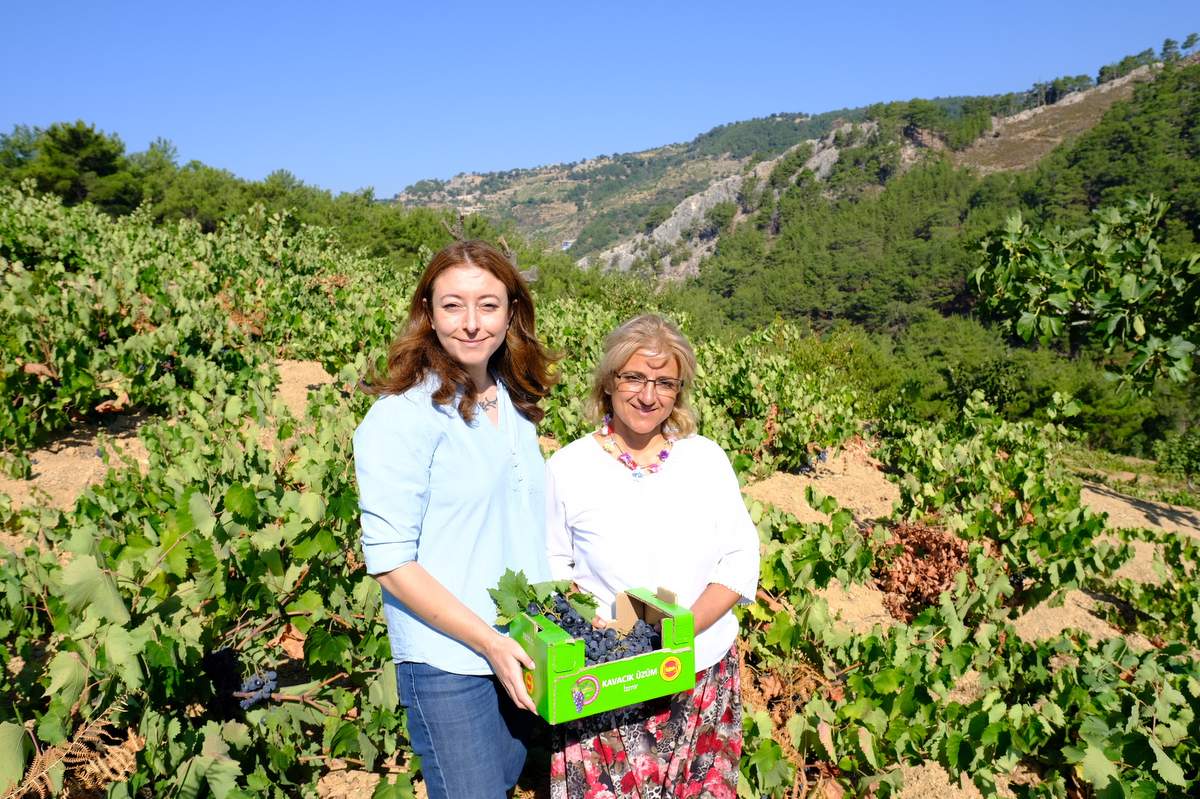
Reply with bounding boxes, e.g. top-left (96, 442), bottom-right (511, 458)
top-left (178, 726), bottom-right (243, 799)
top-left (857, 726), bottom-right (878, 768)
top-left (1148, 738), bottom-right (1186, 787)
top-left (563, 589), bottom-right (598, 621)
top-left (47, 652), bottom-right (88, 709)
top-left (224, 483), bottom-right (257, 520)
top-left (489, 568), bottom-right (533, 626)
top-left (488, 569), bottom-right (592, 625)
top-left (298, 492), bottom-right (326, 524)
top-left (188, 492), bottom-right (217, 537)
top-left (0, 721), bottom-right (25, 794)
top-left (1076, 742), bottom-right (1119, 790)
top-left (103, 626), bottom-right (147, 690)
top-left (270, 622), bottom-right (307, 660)
top-left (870, 668), bottom-right (902, 694)
top-left (372, 774), bottom-right (416, 798)
top-left (61, 555), bottom-right (130, 624)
